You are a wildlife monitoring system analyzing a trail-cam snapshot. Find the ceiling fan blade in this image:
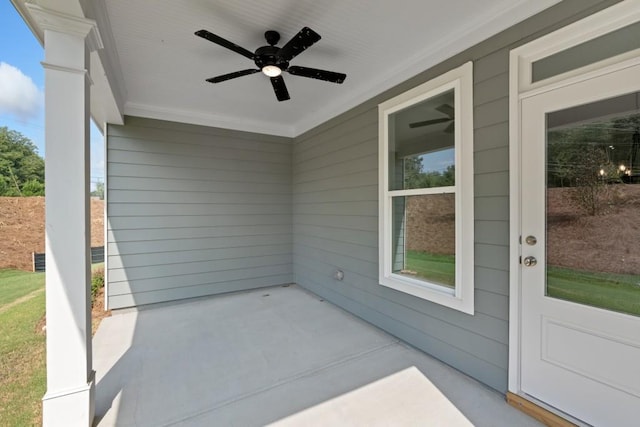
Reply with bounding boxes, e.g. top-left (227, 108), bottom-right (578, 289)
top-left (206, 69), bottom-right (260, 83)
top-left (435, 104), bottom-right (455, 119)
top-left (270, 76), bottom-right (290, 101)
top-left (409, 117), bottom-right (452, 128)
top-left (195, 29), bottom-right (255, 60)
top-left (278, 27), bottom-right (321, 61)
top-left (287, 66), bottom-right (346, 84)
